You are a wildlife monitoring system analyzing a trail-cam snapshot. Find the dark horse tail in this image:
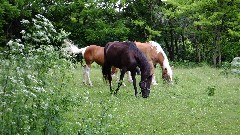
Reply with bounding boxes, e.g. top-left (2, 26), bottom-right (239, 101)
top-left (102, 42), bottom-right (111, 82)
